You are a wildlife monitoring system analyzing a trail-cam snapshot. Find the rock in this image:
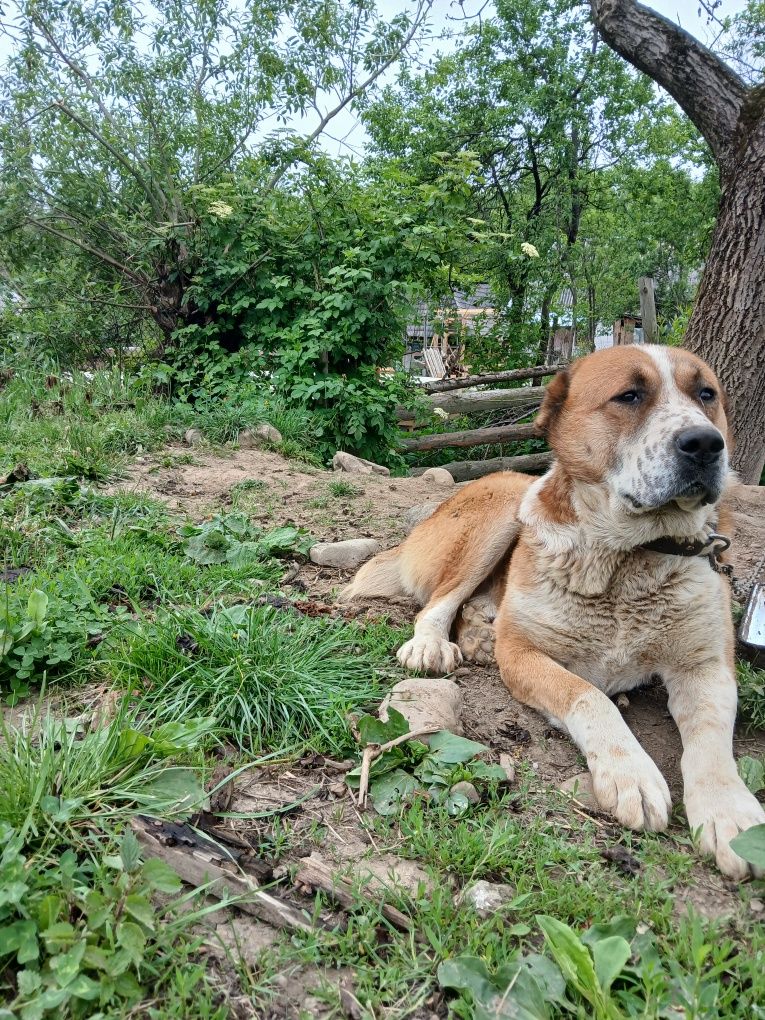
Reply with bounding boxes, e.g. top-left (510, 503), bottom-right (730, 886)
top-left (750, 898), bottom-right (764, 914)
top-left (459, 879), bottom-right (516, 918)
top-left (184, 428), bottom-right (203, 447)
top-left (450, 780), bottom-right (480, 804)
top-left (380, 676), bottom-right (463, 736)
top-left (404, 501), bottom-right (443, 532)
top-left (332, 451), bottom-right (390, 476)
top-left (238, 423), bottom-right (282, 447)
top-left (421, 467), bottom-right (455, 487)
top-left (616, 693), bottom-right (630, 710)
top-left (559, 771), bottom-right (598, 810)
top-left (499, 753), bottom-right (516, 783)
top-left (309, 538), bottom-right (381, 569)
